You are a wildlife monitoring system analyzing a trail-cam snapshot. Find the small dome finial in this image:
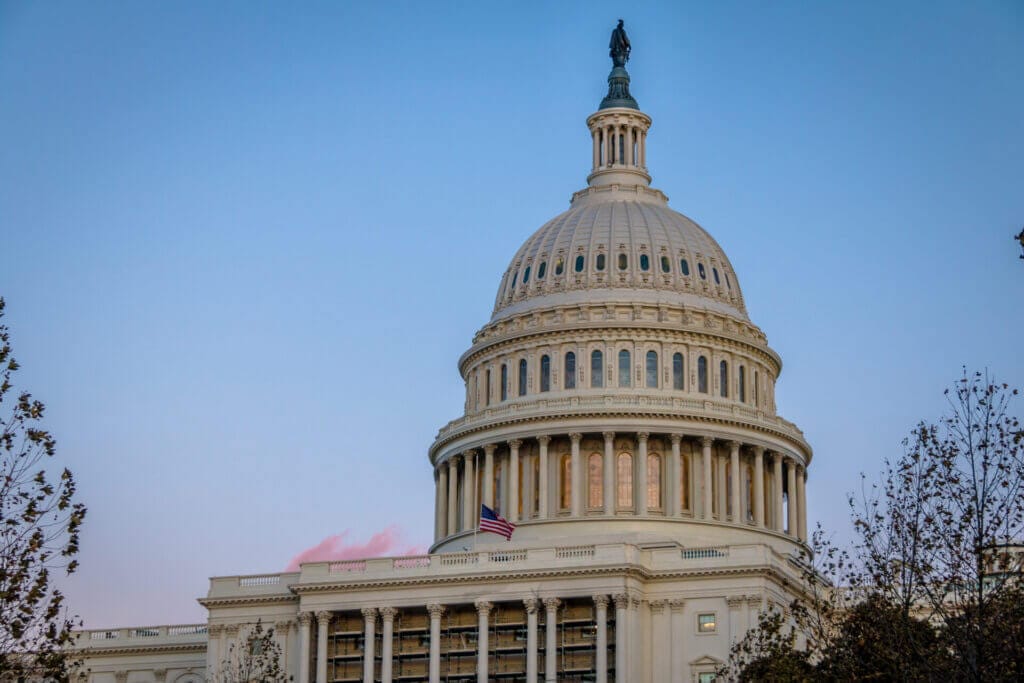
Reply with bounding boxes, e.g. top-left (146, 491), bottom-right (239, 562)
top-left (601, 20), bottom-right (638, 110)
